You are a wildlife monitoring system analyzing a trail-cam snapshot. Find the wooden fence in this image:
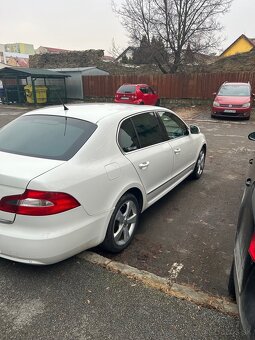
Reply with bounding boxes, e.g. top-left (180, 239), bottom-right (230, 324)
top-left (83, 72), bottom-right (255, 100)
